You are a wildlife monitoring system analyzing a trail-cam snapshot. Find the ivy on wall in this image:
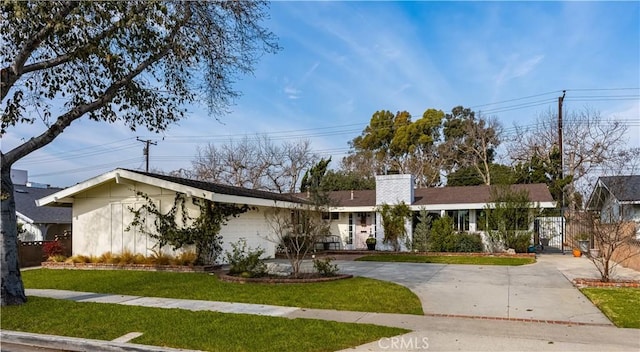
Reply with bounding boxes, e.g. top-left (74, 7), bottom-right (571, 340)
top-left (127, 191), bottom-right (251, 265)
